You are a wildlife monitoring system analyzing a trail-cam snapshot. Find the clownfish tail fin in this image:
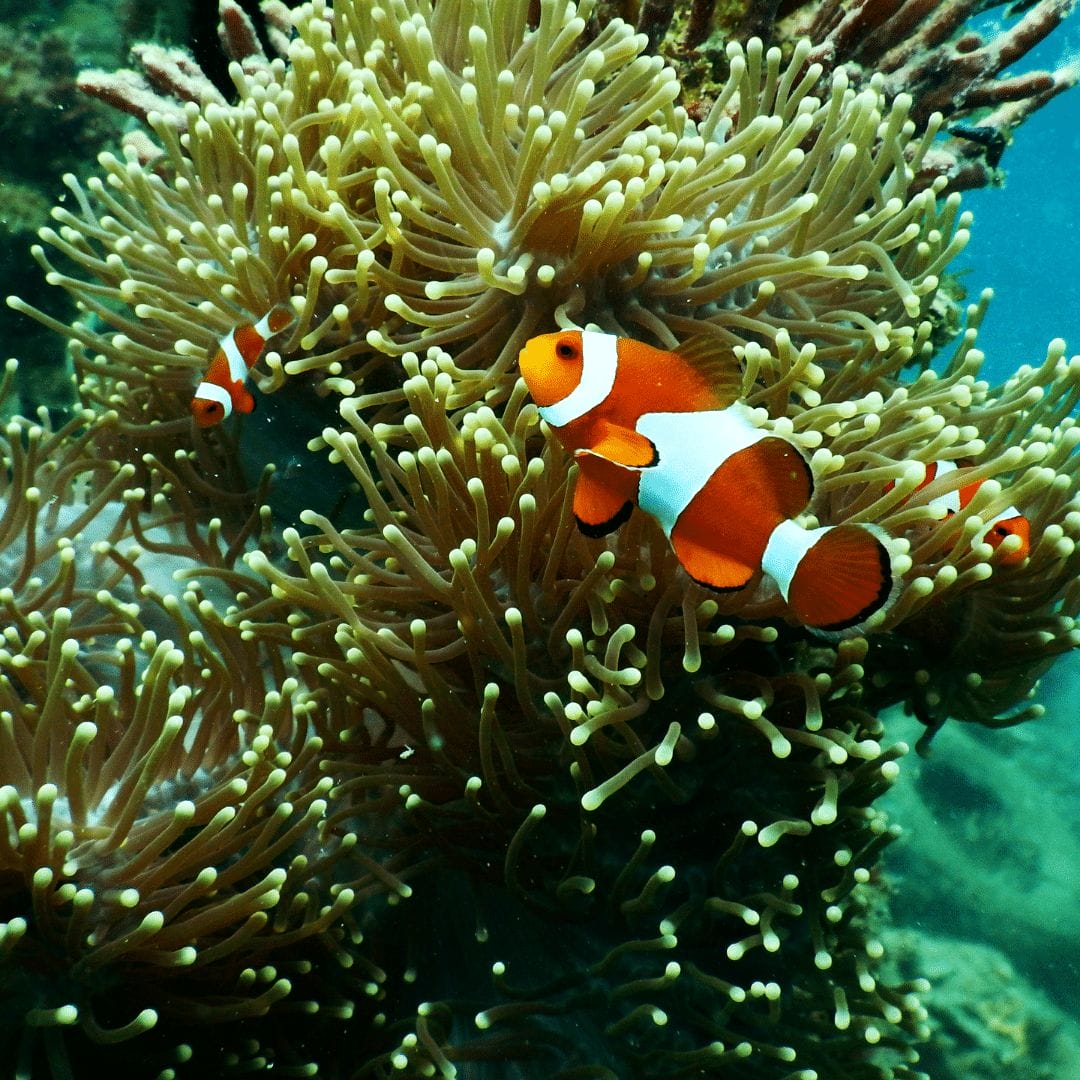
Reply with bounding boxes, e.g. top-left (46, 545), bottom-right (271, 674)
top-left (764, 521), bottom-right (894, 634)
